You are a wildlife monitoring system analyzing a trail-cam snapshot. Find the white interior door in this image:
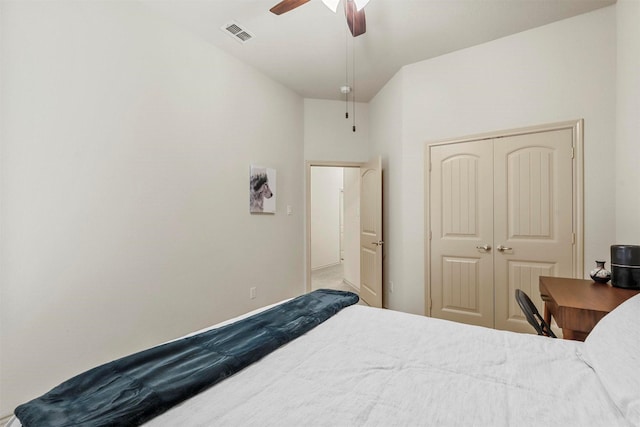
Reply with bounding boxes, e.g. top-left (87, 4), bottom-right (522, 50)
top-left (493, 129), bottom-right (574, 332)
top-left (339, 189), bottom-right (345, 262)
top-left (430, 141), bottom-right (495, 328)
top-left (360, 157), bottom-right (383, 308)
